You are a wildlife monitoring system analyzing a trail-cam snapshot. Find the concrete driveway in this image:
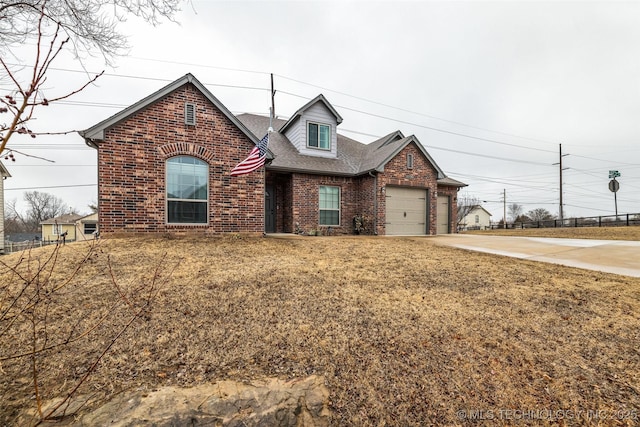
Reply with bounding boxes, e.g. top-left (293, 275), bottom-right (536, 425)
top-left (432, 234), bottom-right (640, 278)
